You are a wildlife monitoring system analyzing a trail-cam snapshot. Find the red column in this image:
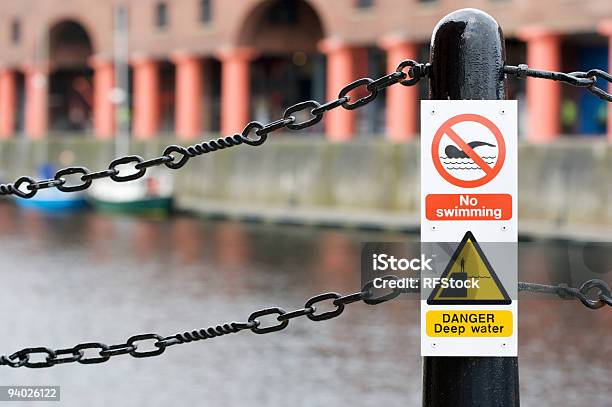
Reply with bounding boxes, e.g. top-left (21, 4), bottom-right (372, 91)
top-left (24, 65), bottom-right (48, 139)
top-left (352, 47), bottom-right (369, 81)
top-left (599, 20), bottom-right (612, 141)
top-left (519, 28), bottom-right (561, 143)
top-left (132, 58), bottom-right (159, 139)
top-left (218, 48), bottom-right (254, 135)
top-left (173, 54), bottom-right (202, 140)
top-left (91, 58), bottom-right (115, 139)
top-left (0, 69), bottom-right (17, 138)
top-left (318, 39), bottom-right (356, 141)
top-left (379, 37), bottom-right (419, 141)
